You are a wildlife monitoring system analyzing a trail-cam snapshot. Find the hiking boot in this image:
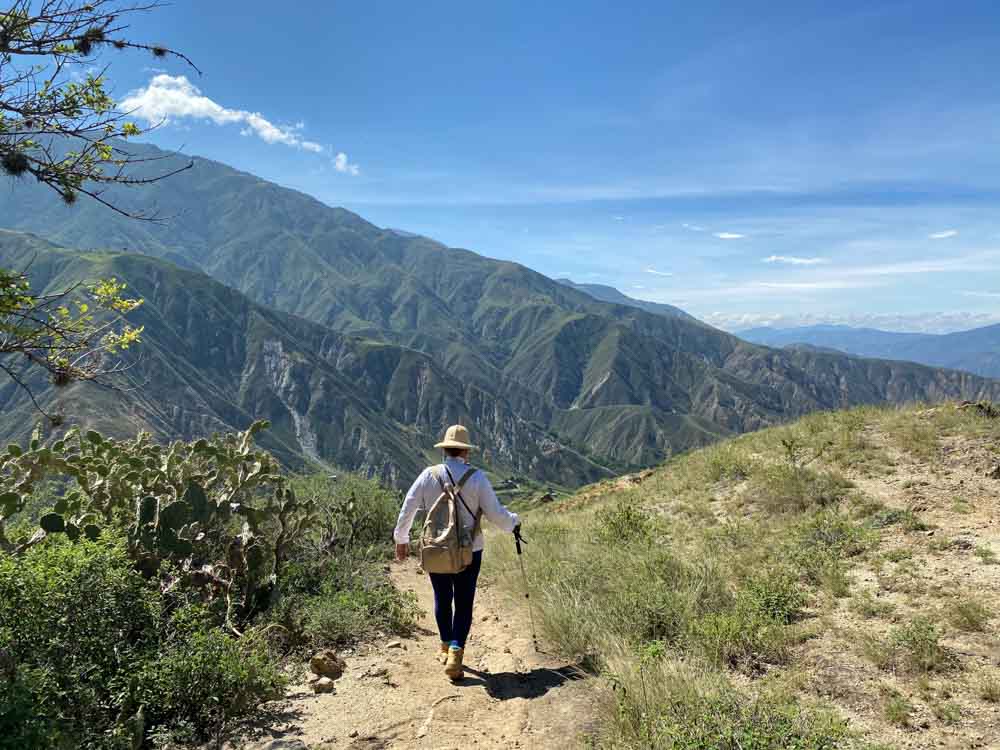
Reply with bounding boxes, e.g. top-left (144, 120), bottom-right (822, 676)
top-left (444, 646), bottom-right (464, 680)
top-left (436, 642), bottom-right (449, 664)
